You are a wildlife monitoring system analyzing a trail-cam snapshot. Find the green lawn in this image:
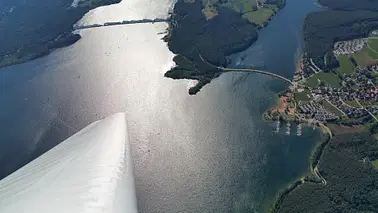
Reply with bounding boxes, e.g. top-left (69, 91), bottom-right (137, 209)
top-left (336, 55), bottom-right (355, 74)
top-left (368, 38), bottom-right (378, 52)
top-left (372, 160), bottom-right (378, 170)
top-left (305, 72), bottom-right (342, 88)
top-left (218, 0), bottom-right (276, 25)
top-left (305, 75), bottom-right (320, 88)
top-left (218, 0), bottom-right (256, 13)
top-left (353, 49), bottom-right (376, 68)
top-left (294, 90), bottom-right (311, 102)
top-left (365, 46), bottom-right (378, 59)
top-left (241, 0), bottom-right (257, 13)
top-left (344, 100), bottom-right (360, 108)
top-left (321, 101), bottom-right (344, 117)
top-left (242, 6), bottom-right (275, 25)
